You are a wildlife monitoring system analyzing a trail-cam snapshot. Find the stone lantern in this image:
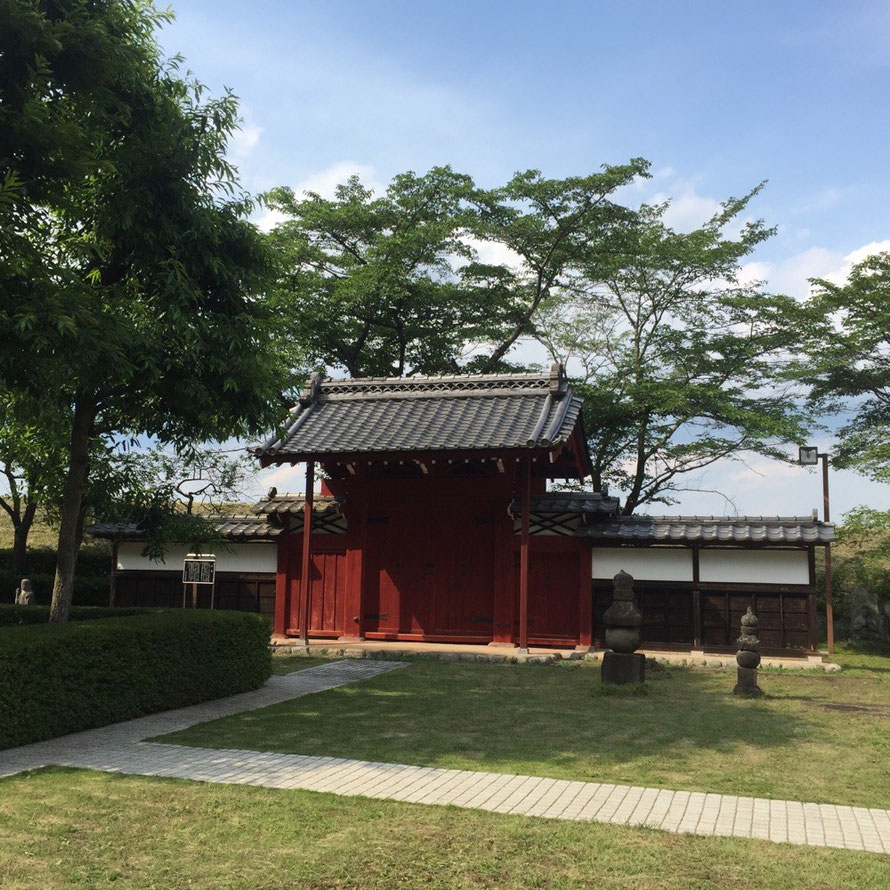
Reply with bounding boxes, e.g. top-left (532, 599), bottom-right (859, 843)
top-left (601, 569), bottom-right (646, 684)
